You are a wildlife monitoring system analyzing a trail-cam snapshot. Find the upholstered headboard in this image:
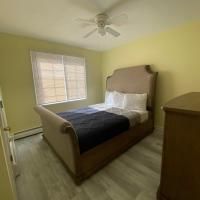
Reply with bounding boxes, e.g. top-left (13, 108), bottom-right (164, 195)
top-left (106, 65), bottom-right (158, 111)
